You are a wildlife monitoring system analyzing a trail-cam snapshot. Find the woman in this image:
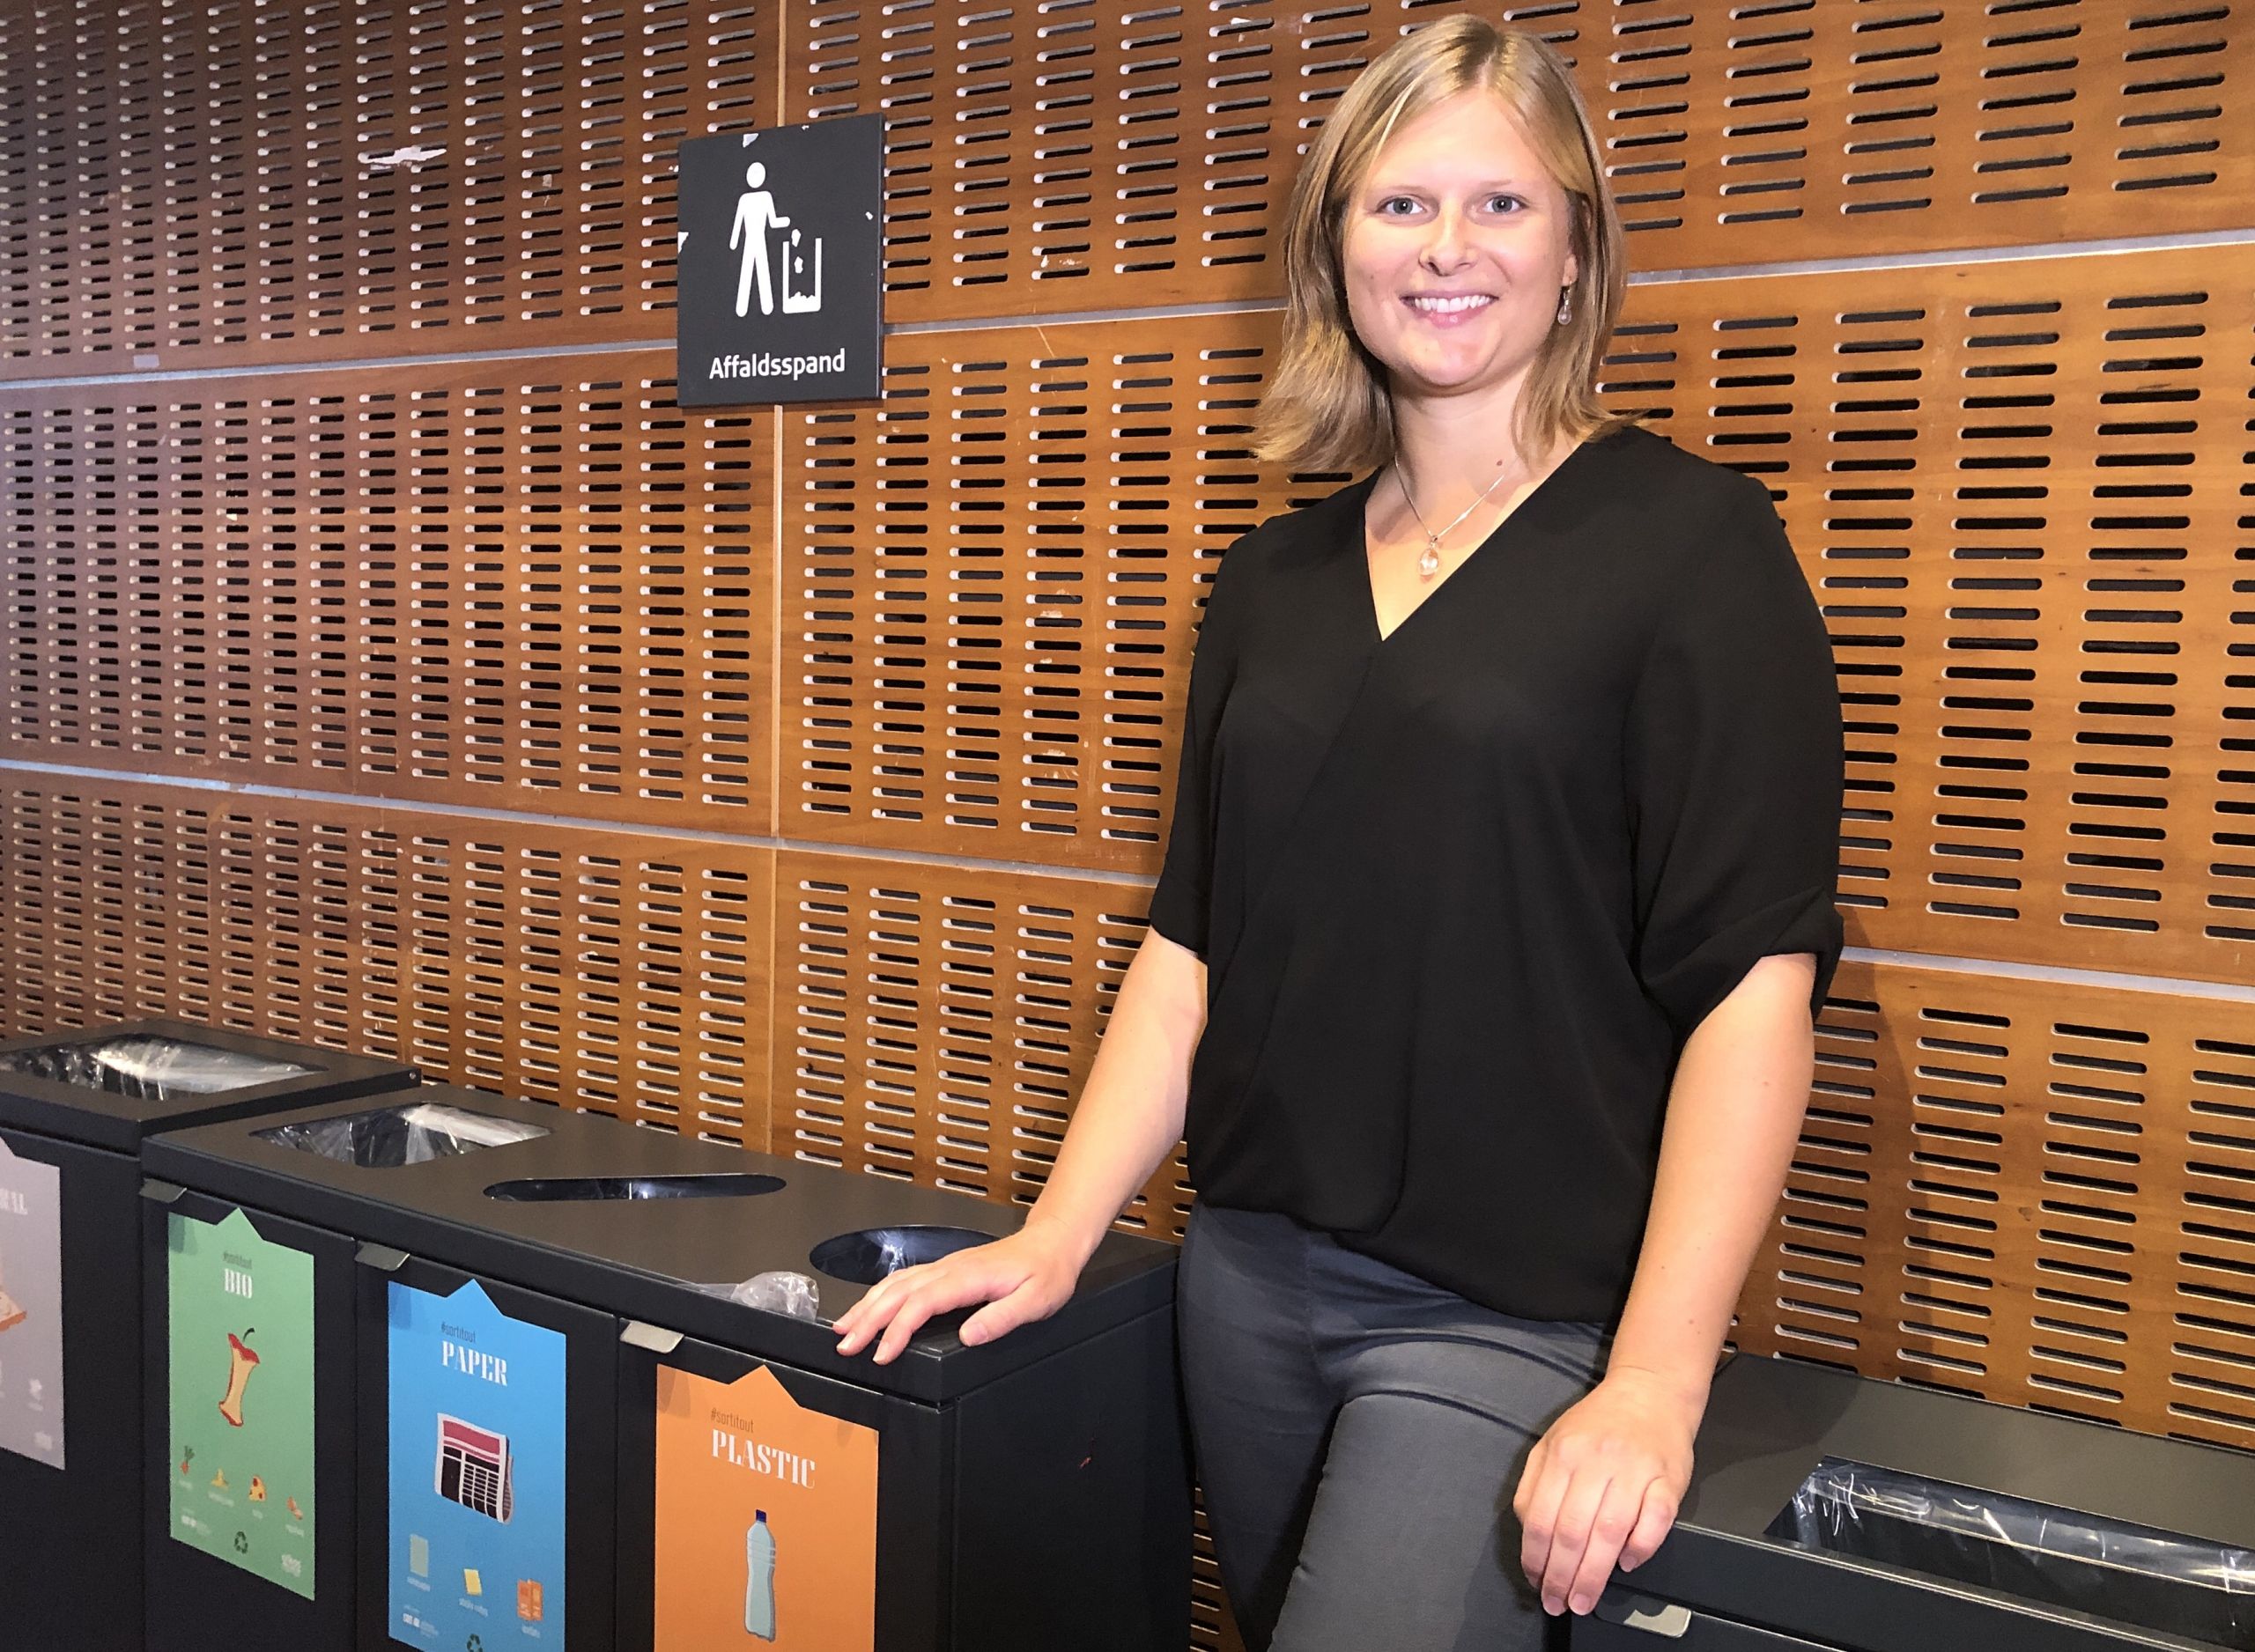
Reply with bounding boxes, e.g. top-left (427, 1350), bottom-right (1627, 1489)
top-left (833, 19), bottom-right (1843, 1649)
